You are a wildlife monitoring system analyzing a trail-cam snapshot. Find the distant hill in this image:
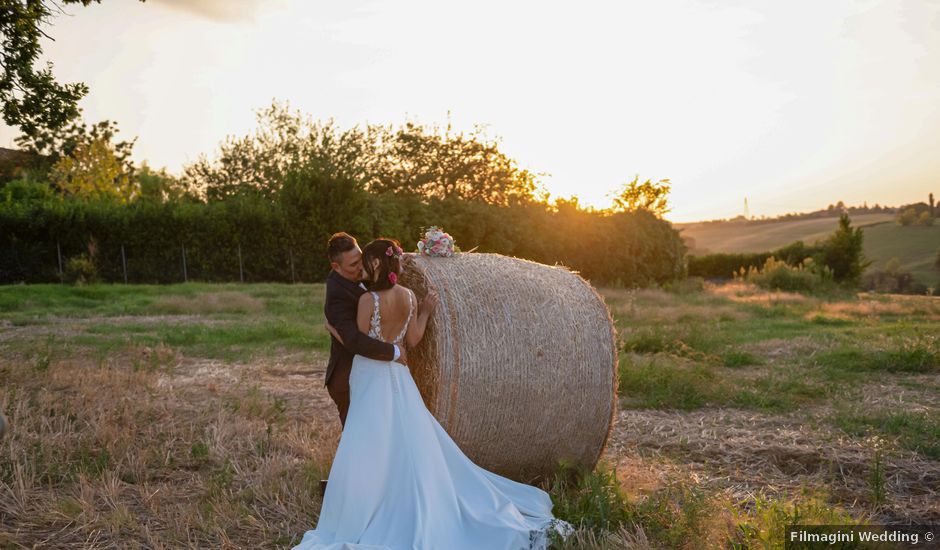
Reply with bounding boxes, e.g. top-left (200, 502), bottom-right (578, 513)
top-left (674, 213), bottom-right (940, 286)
